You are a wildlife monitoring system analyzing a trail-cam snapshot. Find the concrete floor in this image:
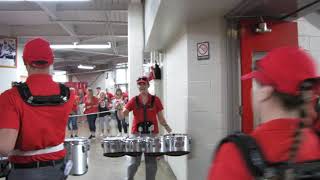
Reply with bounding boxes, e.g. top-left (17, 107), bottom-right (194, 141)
top-left (1, 118), bottom-right (177, 180)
